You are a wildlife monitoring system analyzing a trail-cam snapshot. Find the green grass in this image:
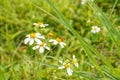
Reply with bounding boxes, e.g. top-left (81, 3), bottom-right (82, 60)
top-left (0, 0), bottom-right (120, 80)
